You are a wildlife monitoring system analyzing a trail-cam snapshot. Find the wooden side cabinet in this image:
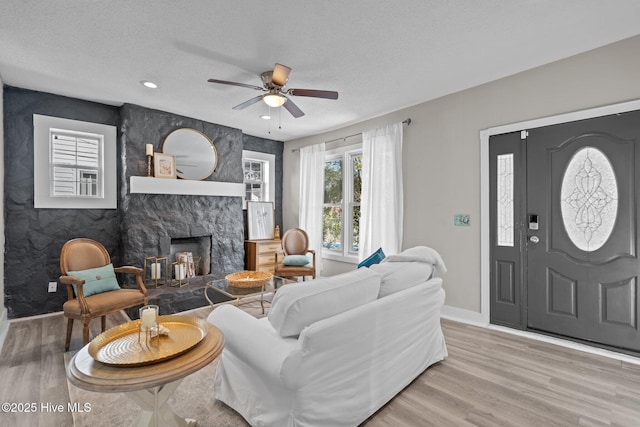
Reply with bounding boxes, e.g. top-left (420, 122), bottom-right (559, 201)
top-left (245, 239), bottom-right (281, 273)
